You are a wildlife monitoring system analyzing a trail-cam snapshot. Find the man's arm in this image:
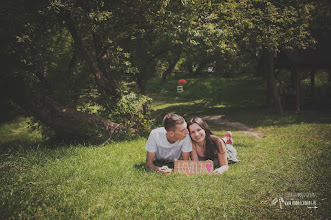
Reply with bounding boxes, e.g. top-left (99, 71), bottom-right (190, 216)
top-left (146, 152), bottom-right (172, 174)
top-left (146, 151), bottom-right (159, 171)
